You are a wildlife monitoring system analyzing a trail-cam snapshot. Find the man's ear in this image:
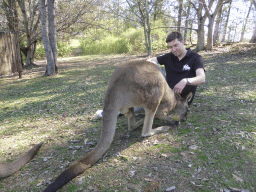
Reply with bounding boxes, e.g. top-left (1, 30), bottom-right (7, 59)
top-left (185, 92), bottom-right (193, 103)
